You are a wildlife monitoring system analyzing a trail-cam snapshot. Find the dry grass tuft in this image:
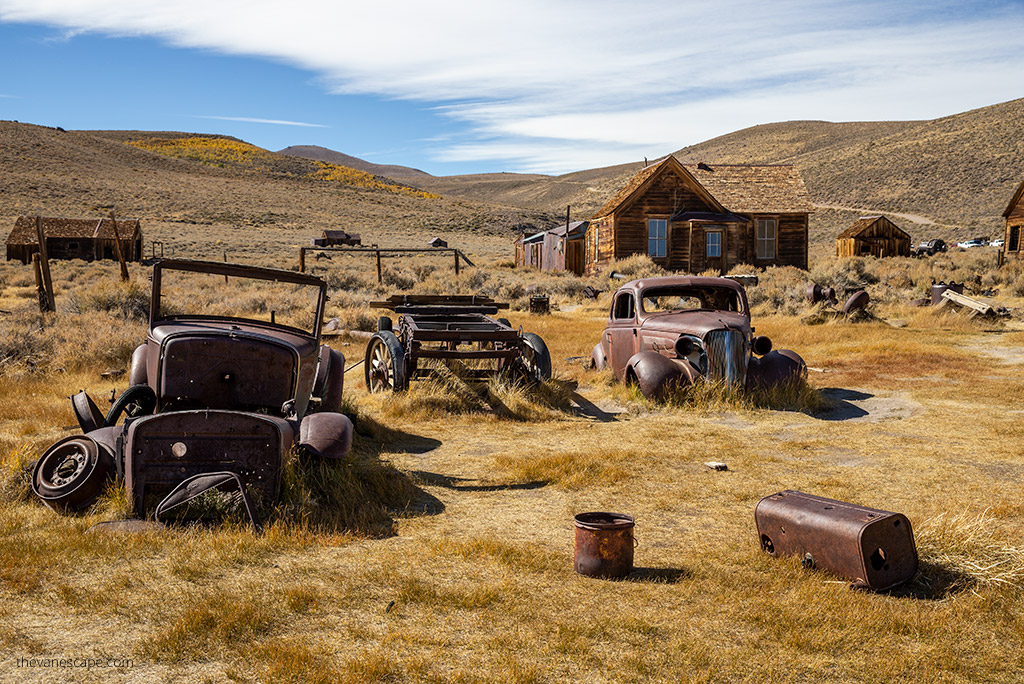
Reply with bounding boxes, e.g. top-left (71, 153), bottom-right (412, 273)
top-left (495, 447), bottom-right (631, 490)
top-left (914, 510), bottom-right (1024, 595)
